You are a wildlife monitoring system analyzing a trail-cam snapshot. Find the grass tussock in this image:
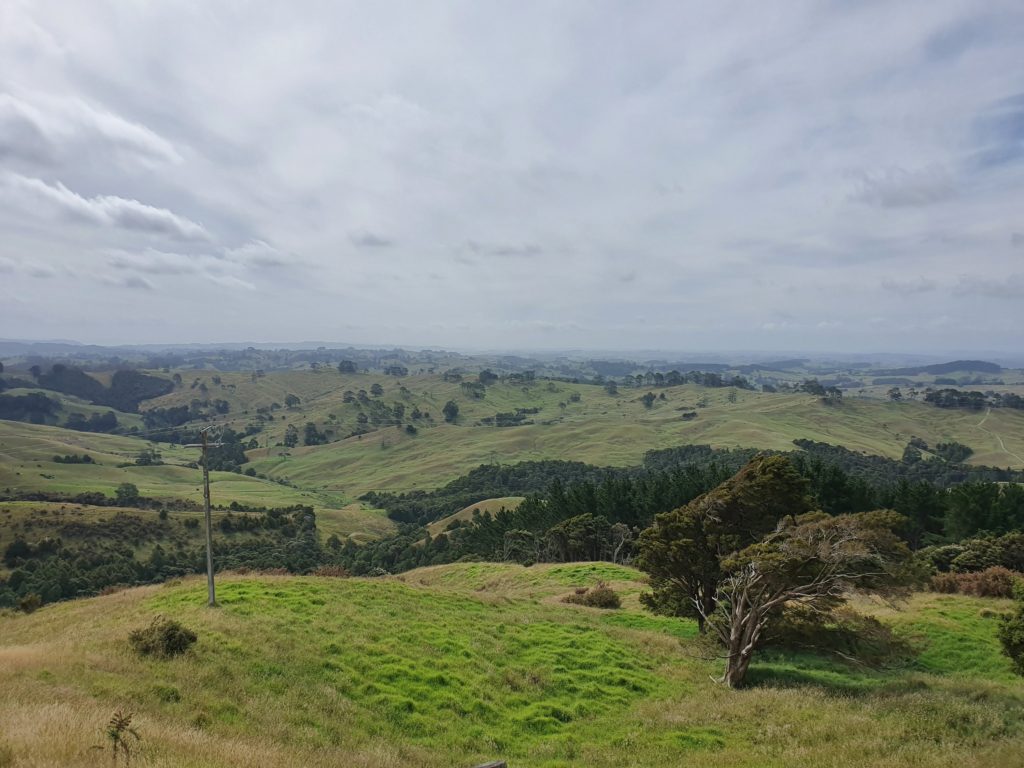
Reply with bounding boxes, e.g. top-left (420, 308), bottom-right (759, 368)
top-left (562, 581), bottom-right (622, 609)
top-left (128, 616), bottom-right (197, 658)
